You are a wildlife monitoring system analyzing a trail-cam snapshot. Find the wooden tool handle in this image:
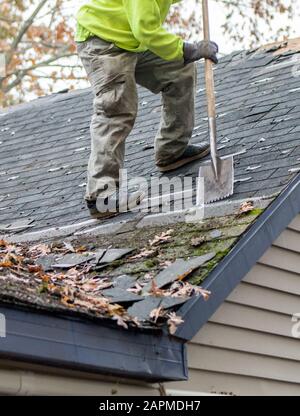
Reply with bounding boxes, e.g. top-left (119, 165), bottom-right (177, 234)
top-left (202, 0), bottom-right (216, 120)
